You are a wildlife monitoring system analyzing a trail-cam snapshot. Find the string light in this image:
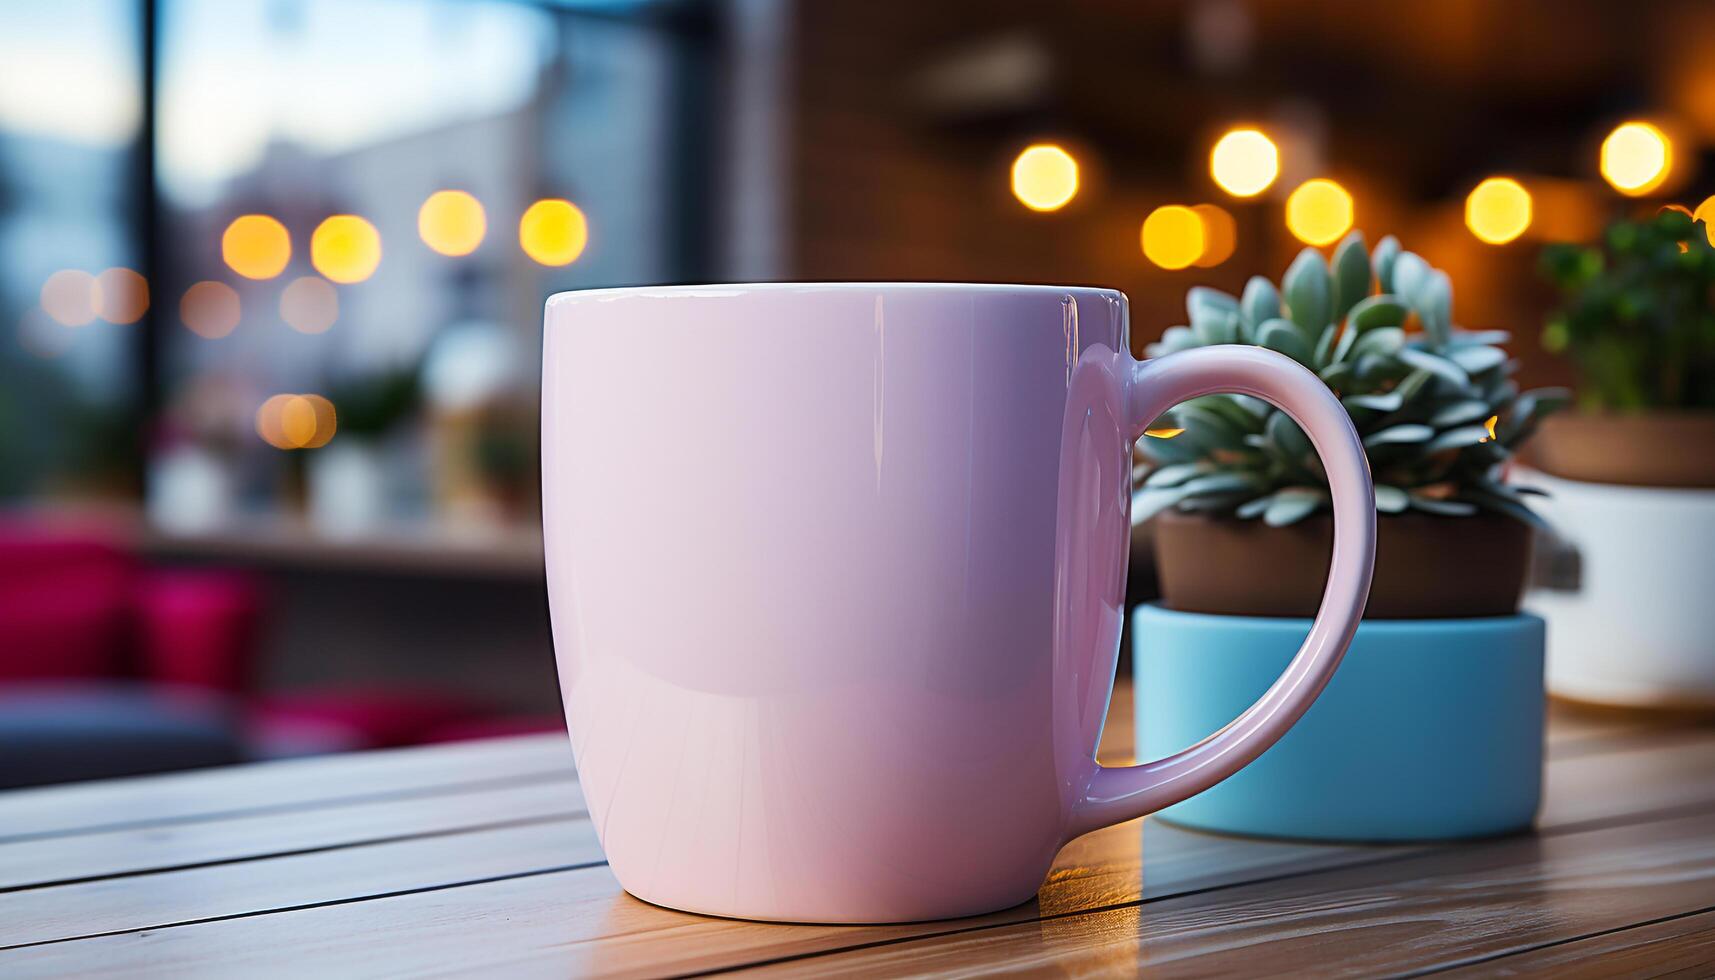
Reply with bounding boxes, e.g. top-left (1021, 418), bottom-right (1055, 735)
top-left (1209, 128), bottom-right (1279, 198)
top-left (519, 199), bottom-right (589, 266)
top-left (1465, 178), bottom-right (1533, 245)
top-left (222, 215), bottom-right (291, 280)
top-left (1285, 179), bottom-right (1354, 246)
top-left (1010, 144), bottom-right (1080, 211)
